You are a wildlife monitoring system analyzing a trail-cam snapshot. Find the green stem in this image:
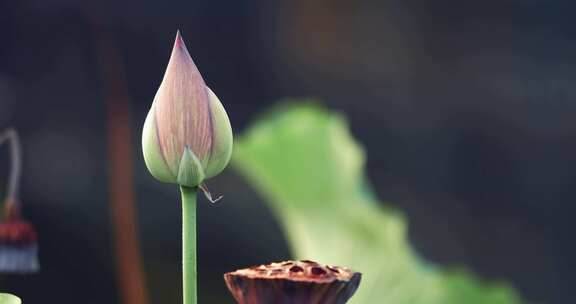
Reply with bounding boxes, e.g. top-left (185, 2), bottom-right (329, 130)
top-left (180, 186), bottom-right (198, 304)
